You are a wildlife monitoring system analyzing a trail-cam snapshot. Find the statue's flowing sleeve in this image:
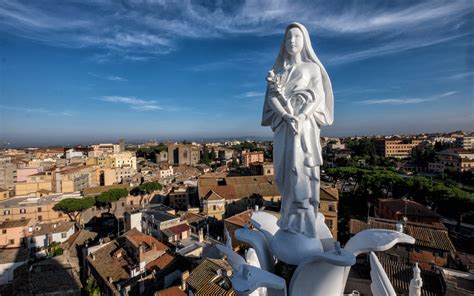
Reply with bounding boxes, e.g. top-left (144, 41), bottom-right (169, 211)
top-left (311, 64), bottom-right (334, 126)
top-left (261, 86), bottom-right (283, 130)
